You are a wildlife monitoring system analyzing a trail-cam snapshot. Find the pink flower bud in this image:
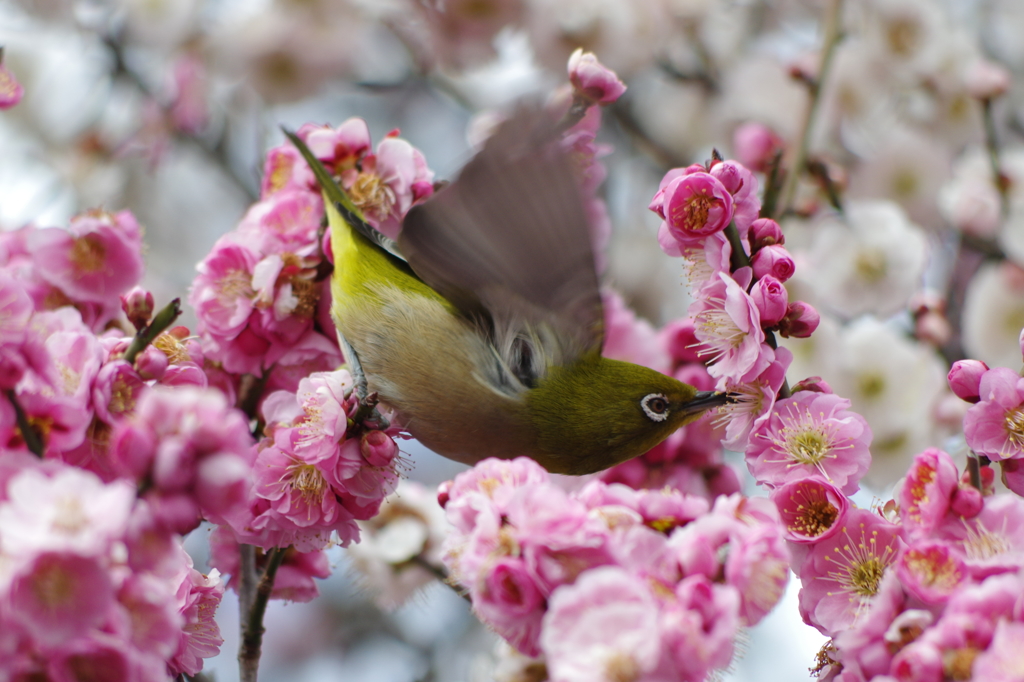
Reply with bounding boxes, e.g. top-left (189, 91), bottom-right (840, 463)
top-left (950, 484), bottom-right (983, 518)
top-left (959, 465), bottom-right (995, 495)
top-left (437, 480), bottom-right (451, 509)
top-left (966, 60), bottom-right (1011, 100)
top-left (567, 48), bottom-right (626, 105)
top-left (750, 244), bottom-right (795, 282)
top-left (792, 376), bottom-right (832, 394)
top-left (121, 287), bottom-right (155, 330)
top-left (1001, 458), bottom-right (1024, 497)
top-left (748, 218), bottom-right (784, 250)
top-left (361, 430), bottom-right (397, 468)
top-left (947, 360), bottom-right (988, 403)
top-left (750, 275), bottom-right (789, 327)
top-left (732, 122), bottom-right (783, 173)
top-left (777, 301), bottom-right (819, 338)
top-left (134, 345), bottom-right (168, 381)
top-left (0, 60), bottom-right (24, 109)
